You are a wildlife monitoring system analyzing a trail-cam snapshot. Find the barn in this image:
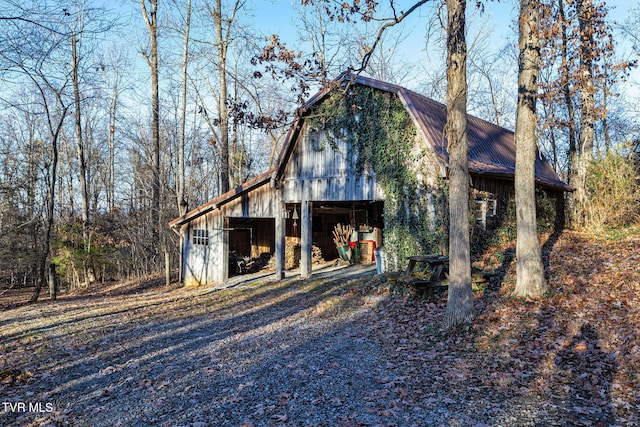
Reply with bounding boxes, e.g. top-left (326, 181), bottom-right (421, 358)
top-left (168, 73), bottom-right (571, 287)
